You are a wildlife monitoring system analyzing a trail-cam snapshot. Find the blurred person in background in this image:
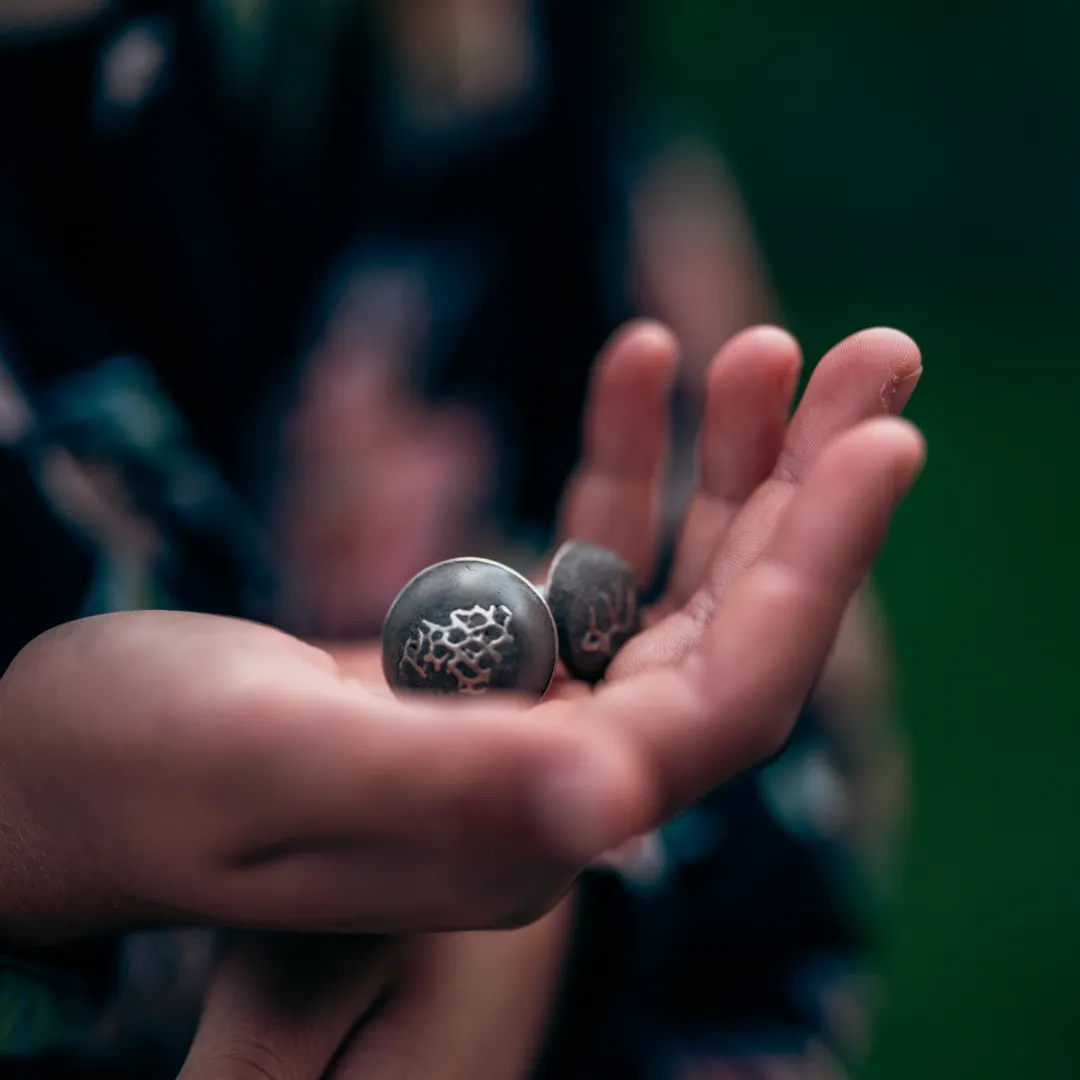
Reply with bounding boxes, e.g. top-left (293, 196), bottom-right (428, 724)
top-left (0, 2), bottom-right (915, 1079)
